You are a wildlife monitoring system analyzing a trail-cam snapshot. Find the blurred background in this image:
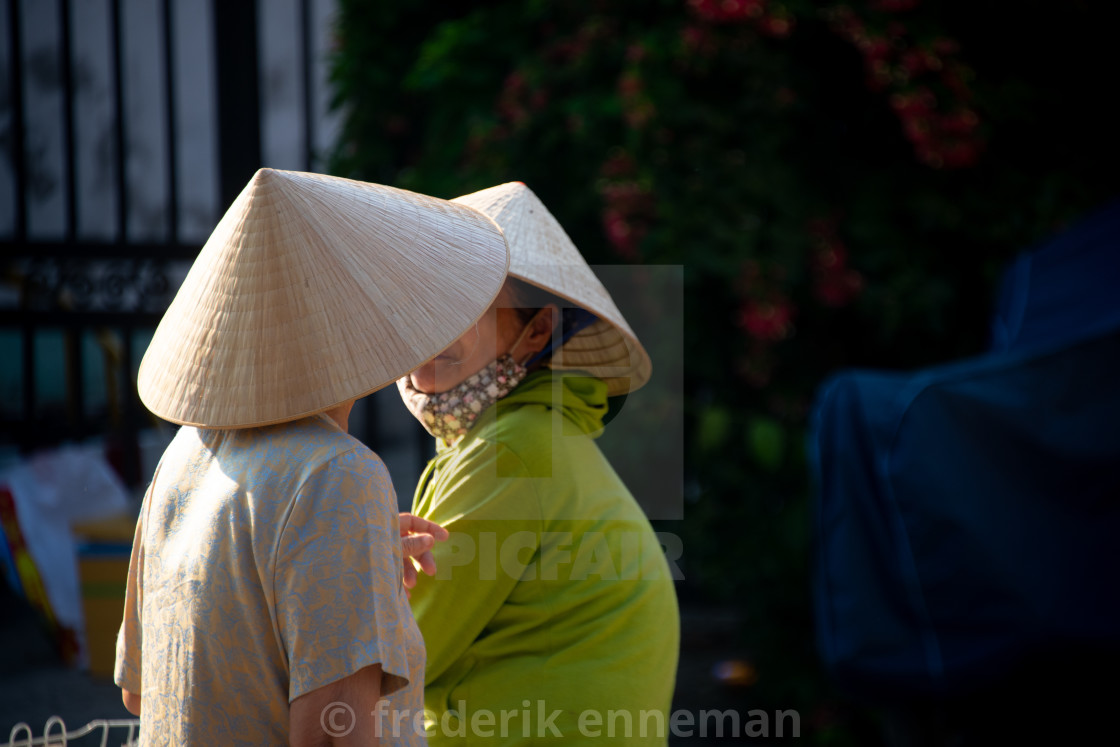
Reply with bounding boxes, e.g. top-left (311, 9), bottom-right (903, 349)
top-left (2, 0), bottom-right (1118, 744)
